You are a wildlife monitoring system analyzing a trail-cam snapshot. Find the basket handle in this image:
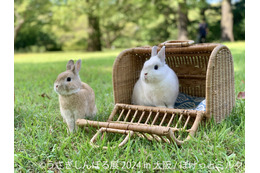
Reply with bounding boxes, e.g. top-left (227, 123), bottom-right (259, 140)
top-left (90, 127), bottom-right (134, 149)
top-left (158, 40), bottom-right (194, 48)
